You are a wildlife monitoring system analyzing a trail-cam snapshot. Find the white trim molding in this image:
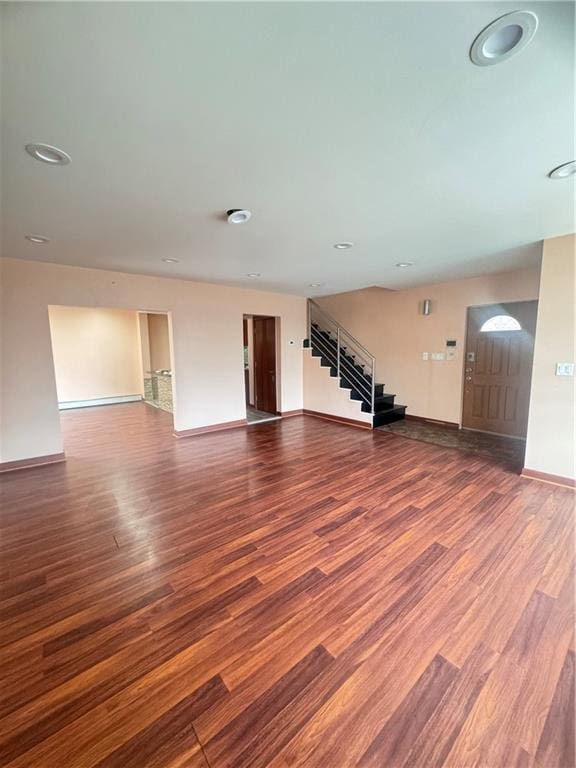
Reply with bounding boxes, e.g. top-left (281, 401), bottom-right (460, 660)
top-left (58, 394), bottom-right (143, 410)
